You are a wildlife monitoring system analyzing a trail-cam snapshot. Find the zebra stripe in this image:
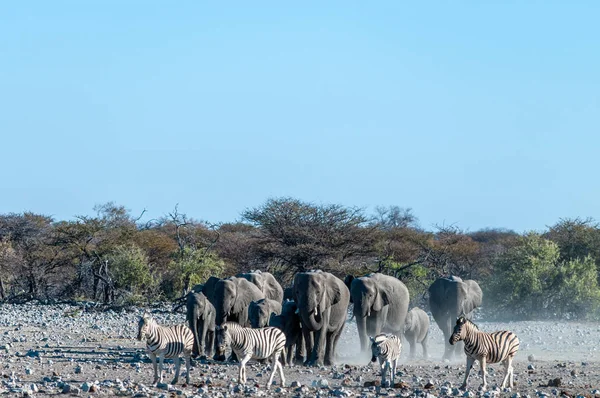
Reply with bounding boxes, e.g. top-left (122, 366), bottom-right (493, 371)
top-left (216, 322), bottom-right (286, 389)
top-left (370, 333), bottom-right (402, 388)
top-left (450, 316), bottom-right (520, 391)
top-left (137, 312), bottom-right (194, 386)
